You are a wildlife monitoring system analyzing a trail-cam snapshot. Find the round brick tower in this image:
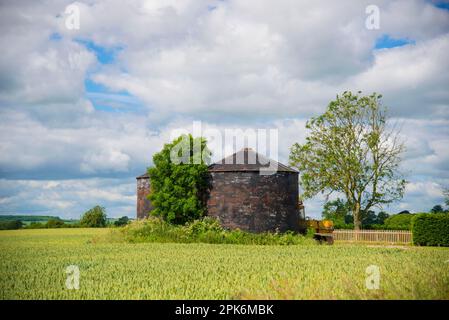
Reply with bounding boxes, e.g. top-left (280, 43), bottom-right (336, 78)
top-left (136, 173), bottom-right (153, 219)
top-left (207, 148), bottom-right (301, 233)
